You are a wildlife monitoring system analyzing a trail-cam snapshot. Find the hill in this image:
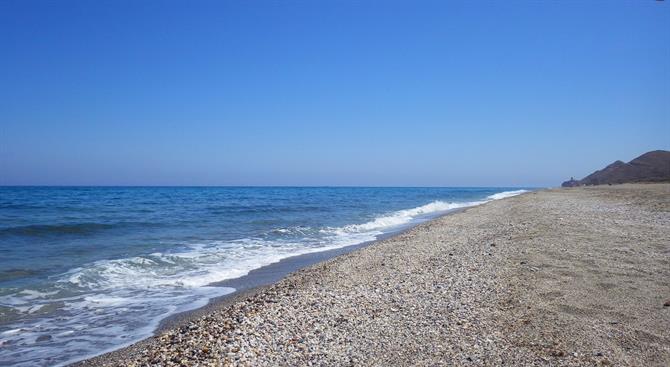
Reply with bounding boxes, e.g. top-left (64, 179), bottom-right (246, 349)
top-left (562, 150), bottom-right (670, 187)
